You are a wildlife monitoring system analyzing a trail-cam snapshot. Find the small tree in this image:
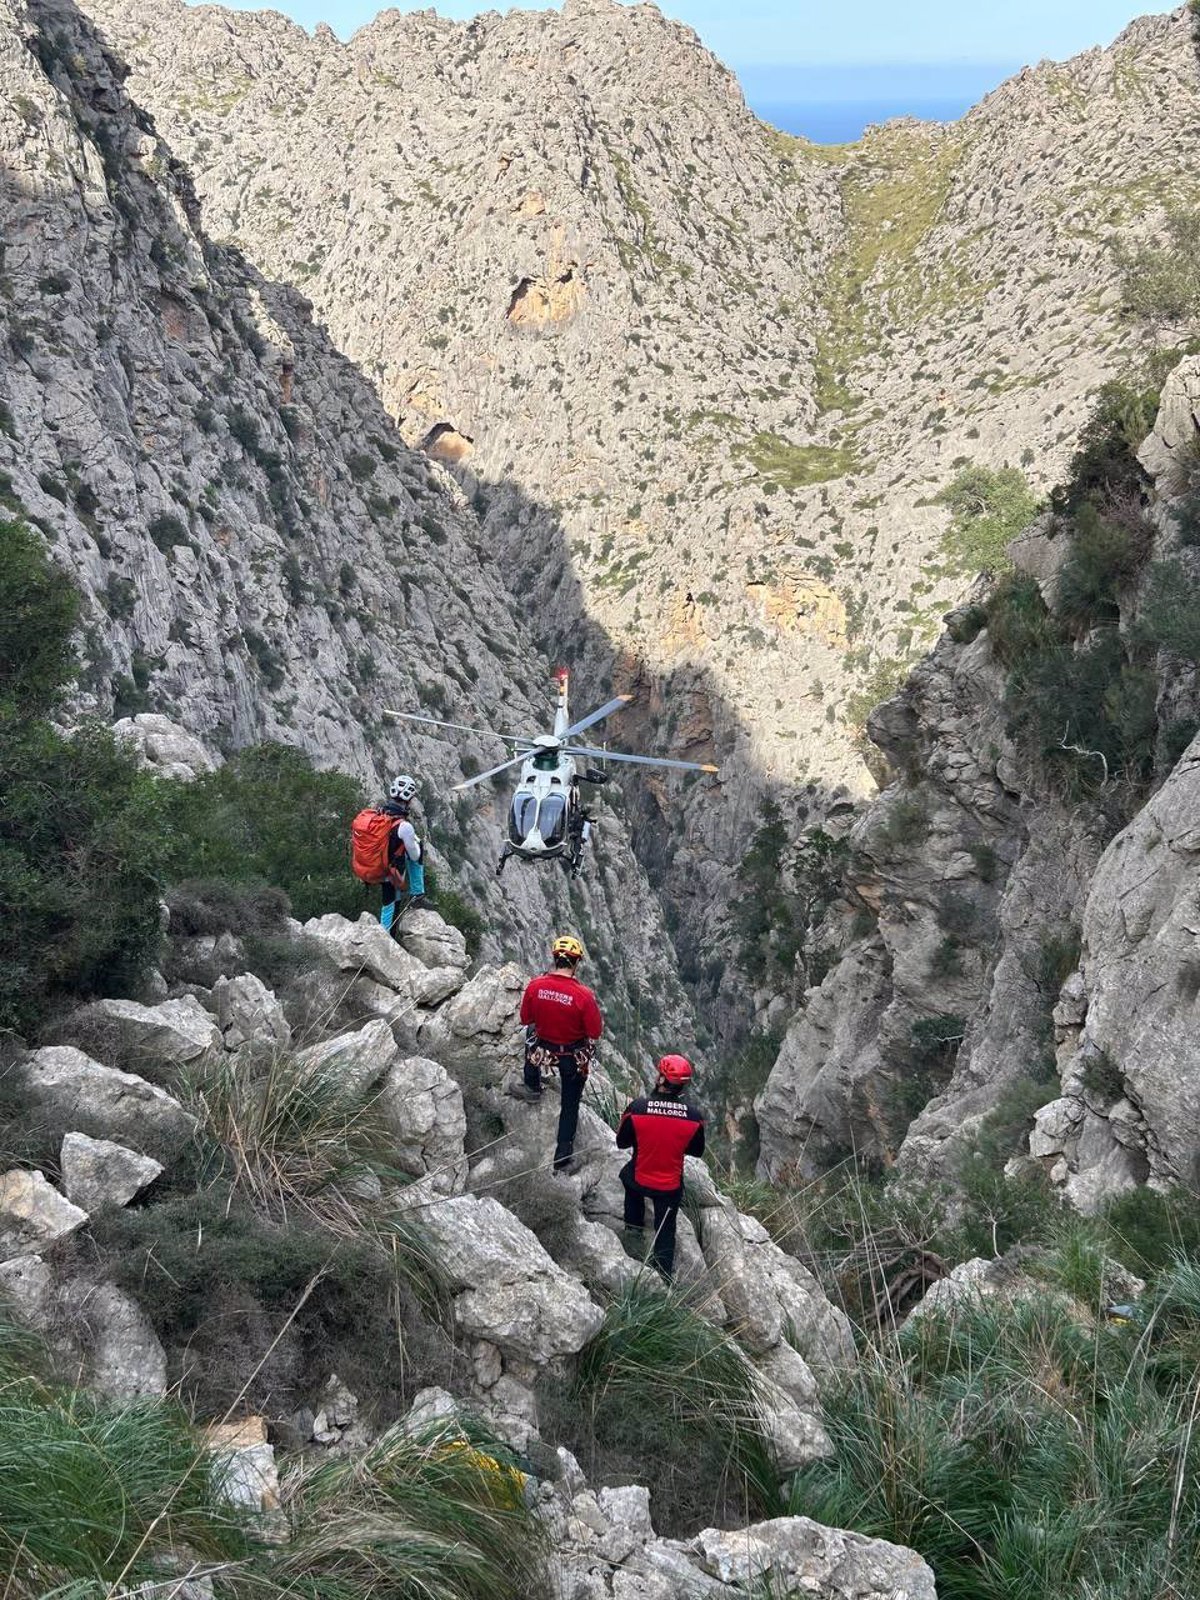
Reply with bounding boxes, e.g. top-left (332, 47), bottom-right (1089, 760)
top-left (936, 465), bottom-right (1040, 576)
